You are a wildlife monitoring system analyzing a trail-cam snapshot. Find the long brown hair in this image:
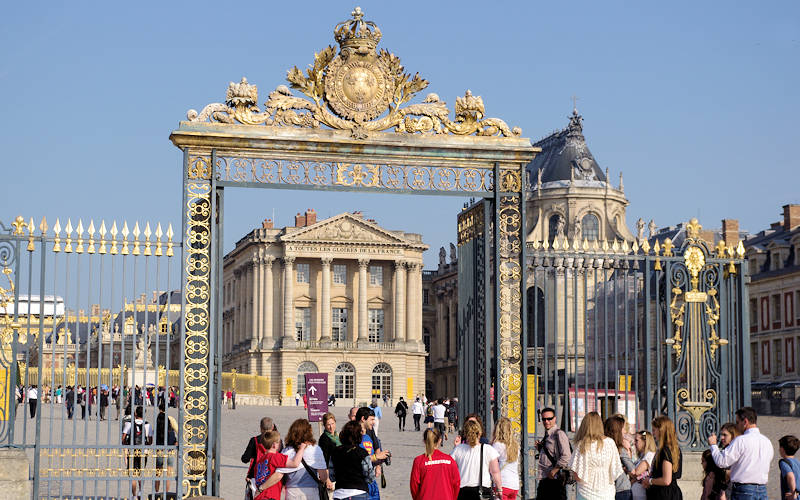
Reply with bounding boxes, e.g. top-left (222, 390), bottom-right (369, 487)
top-left (423, 428), bottom-right (441, 458)
top-left (604, 415), bottom-right (625, 451)
top-left (652, 415), bottom-right (680, 474)
top-left (492, 417), bottom-right (519, 463)
top-left (285, 418), bottom-right (316, 450)
top-left (464, 420), bottom-right (482, 447)
top-left (720, 422), bottom-right (740, 448)
top-left (575, 412), bottom-right (605, 454)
